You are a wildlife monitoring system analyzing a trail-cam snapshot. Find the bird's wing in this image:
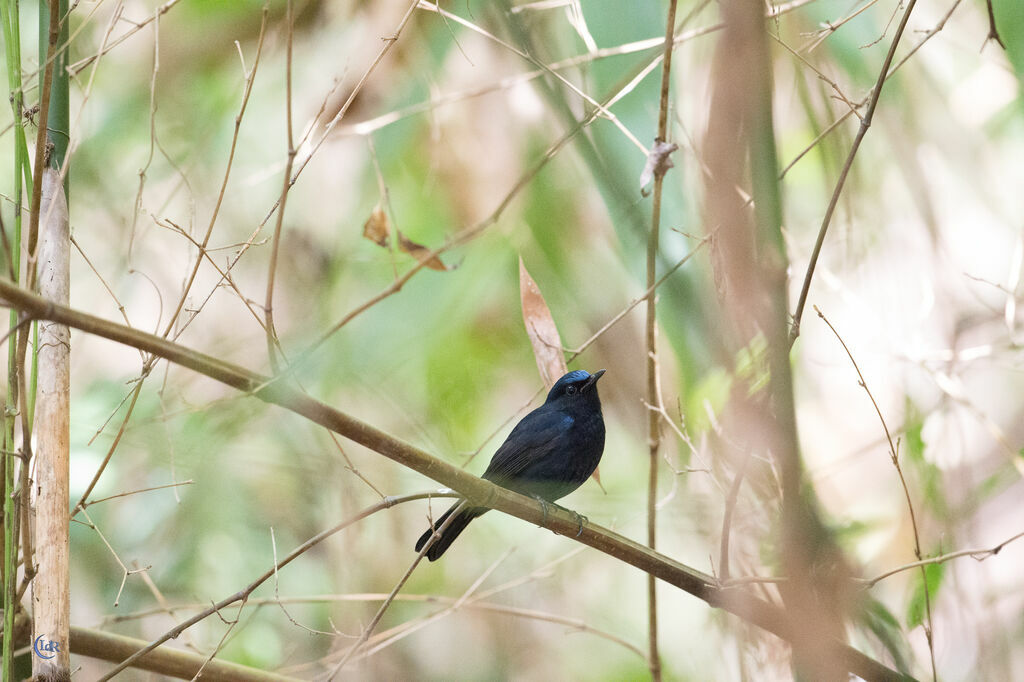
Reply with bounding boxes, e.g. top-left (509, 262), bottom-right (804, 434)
top-left (482, 409), bottom-right (573, 483)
